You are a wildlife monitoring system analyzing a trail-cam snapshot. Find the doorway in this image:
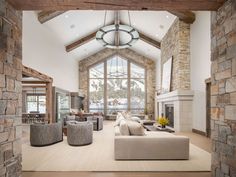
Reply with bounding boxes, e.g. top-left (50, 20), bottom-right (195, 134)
top-left (205, 78), bottom-right (211, 138)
